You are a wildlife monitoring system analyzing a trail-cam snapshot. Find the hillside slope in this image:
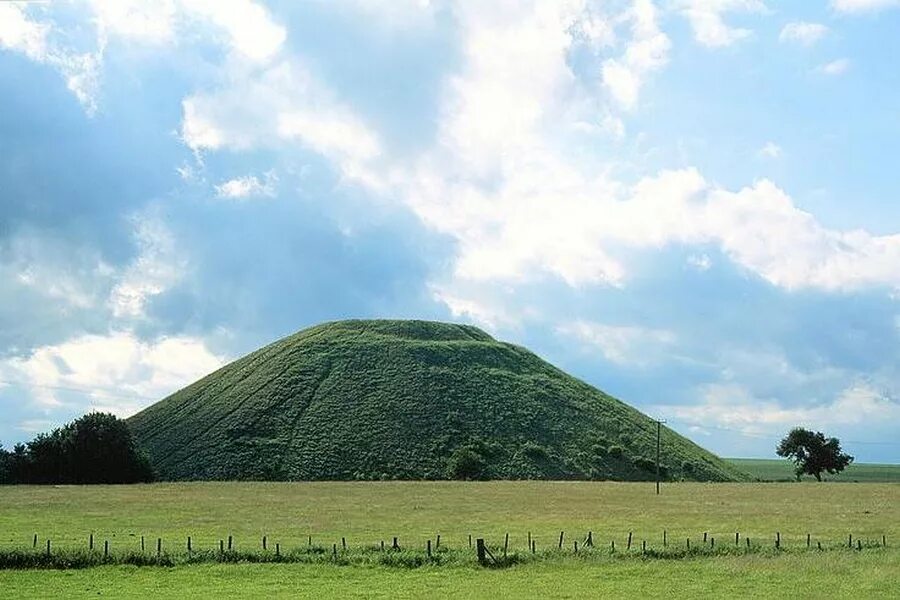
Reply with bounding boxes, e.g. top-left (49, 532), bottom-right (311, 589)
top-left (128, 320), bottom-right (748, 482)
